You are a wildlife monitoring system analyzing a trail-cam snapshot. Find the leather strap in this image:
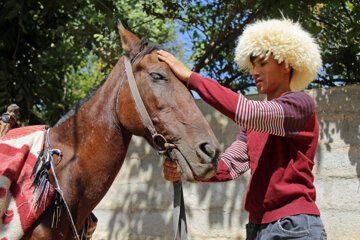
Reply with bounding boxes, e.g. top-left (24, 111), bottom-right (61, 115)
top-left (124, 56), bottom-right (157, 137)
top-left (173, 181), bottom-right (188, 240)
